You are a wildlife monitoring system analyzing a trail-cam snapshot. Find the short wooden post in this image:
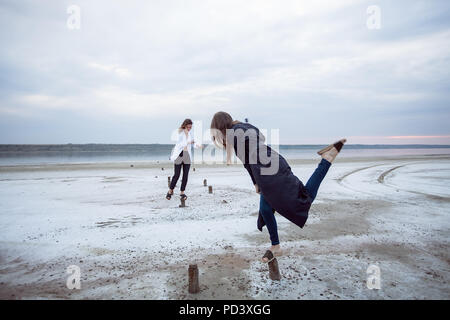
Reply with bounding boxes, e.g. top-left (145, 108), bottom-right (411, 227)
top-left (208, 185), bottom-right (212, 194)
top-left (203, 179), bottom-right (207, 186)
top-left (193, 168), bottom-right (195, 172)
top-left (188, 264), bottom-right (200, 293)
top-left (168, 176), bottom-right (171, 187)
top-left (179, 198), bottom-right (186, 207)
top-left (263, 250), bottom-right (281, 281)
